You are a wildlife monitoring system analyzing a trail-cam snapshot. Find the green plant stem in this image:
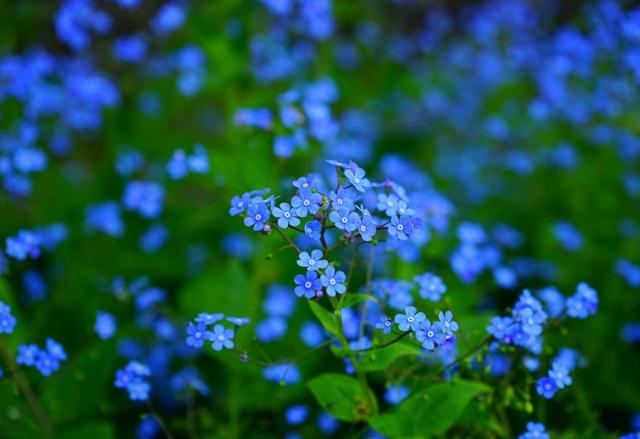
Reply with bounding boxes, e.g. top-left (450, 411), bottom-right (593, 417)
top-left (0, 340), bottom-right (53, 437)
top-left (147, 401), bottom-right (174, 439)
